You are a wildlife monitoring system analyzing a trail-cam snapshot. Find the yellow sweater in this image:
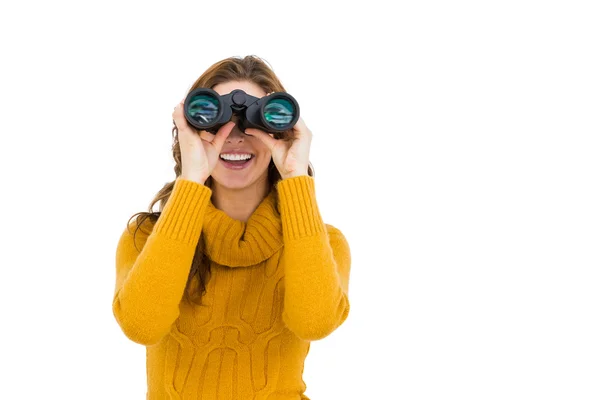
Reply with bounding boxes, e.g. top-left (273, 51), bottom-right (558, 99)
top-left (113, 175), bottom-right (351, 400)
